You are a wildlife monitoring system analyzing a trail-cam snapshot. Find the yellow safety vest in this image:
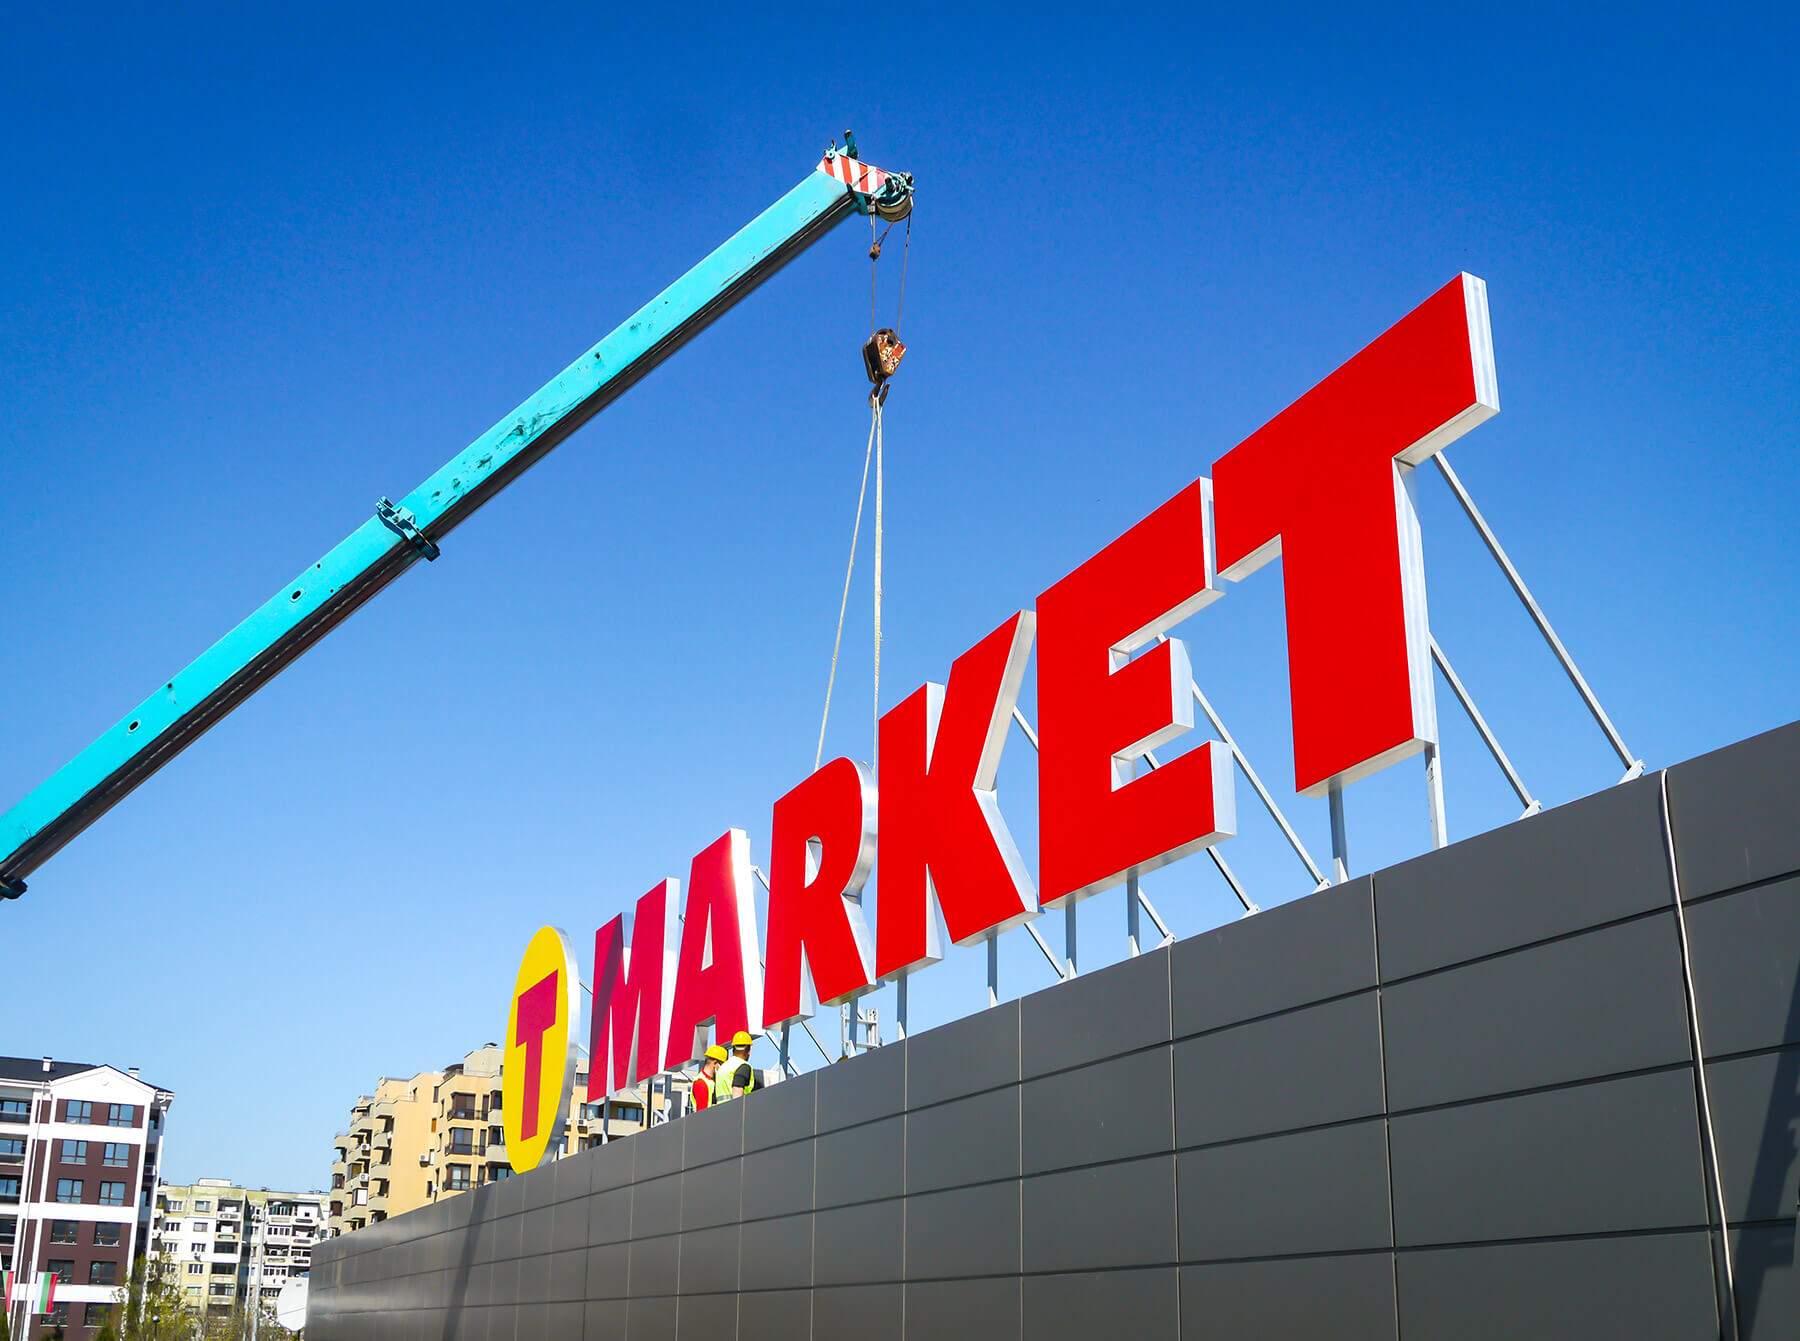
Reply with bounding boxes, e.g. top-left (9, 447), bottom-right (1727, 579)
top-left (720, 1056), bottom-right (755, 1100)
